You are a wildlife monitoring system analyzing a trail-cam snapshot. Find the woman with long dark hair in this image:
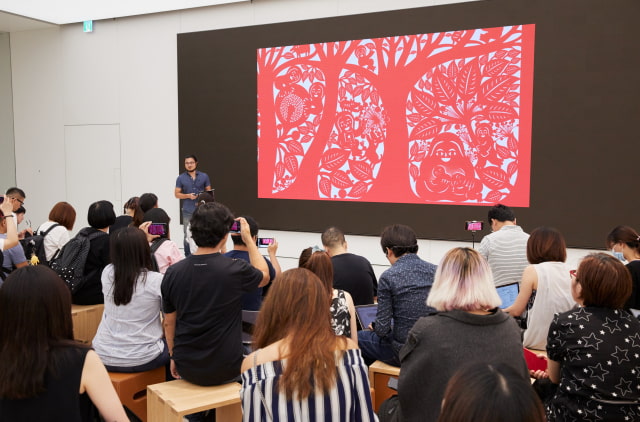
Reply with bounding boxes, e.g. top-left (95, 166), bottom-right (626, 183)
top-left (240, 268), bottom-right (375, 421)
top-left (0, 266), bottom-right (128, 420)
top-left (92, 226), bottom-right (168, 372)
